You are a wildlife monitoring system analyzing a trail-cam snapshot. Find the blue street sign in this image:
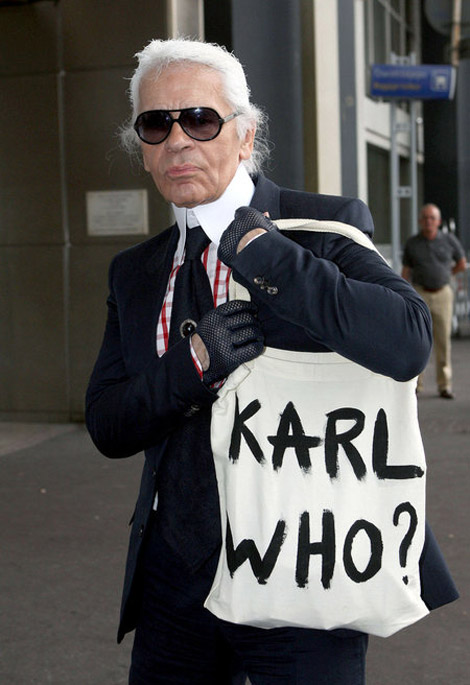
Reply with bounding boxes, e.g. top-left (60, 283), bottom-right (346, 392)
top-left (370, 64), bottom-right (456, 100)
